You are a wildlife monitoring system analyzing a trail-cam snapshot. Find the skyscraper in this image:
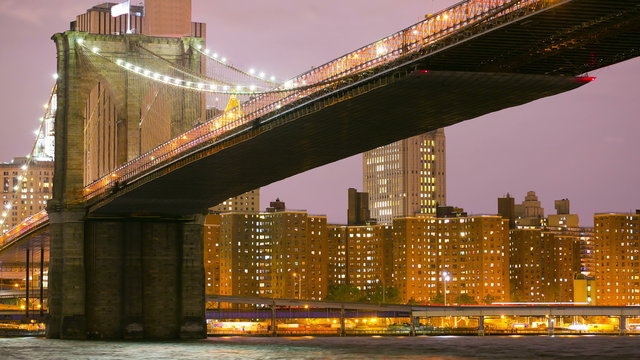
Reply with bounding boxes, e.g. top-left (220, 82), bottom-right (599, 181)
top-left (363, 129), bottom-right (446, 225)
